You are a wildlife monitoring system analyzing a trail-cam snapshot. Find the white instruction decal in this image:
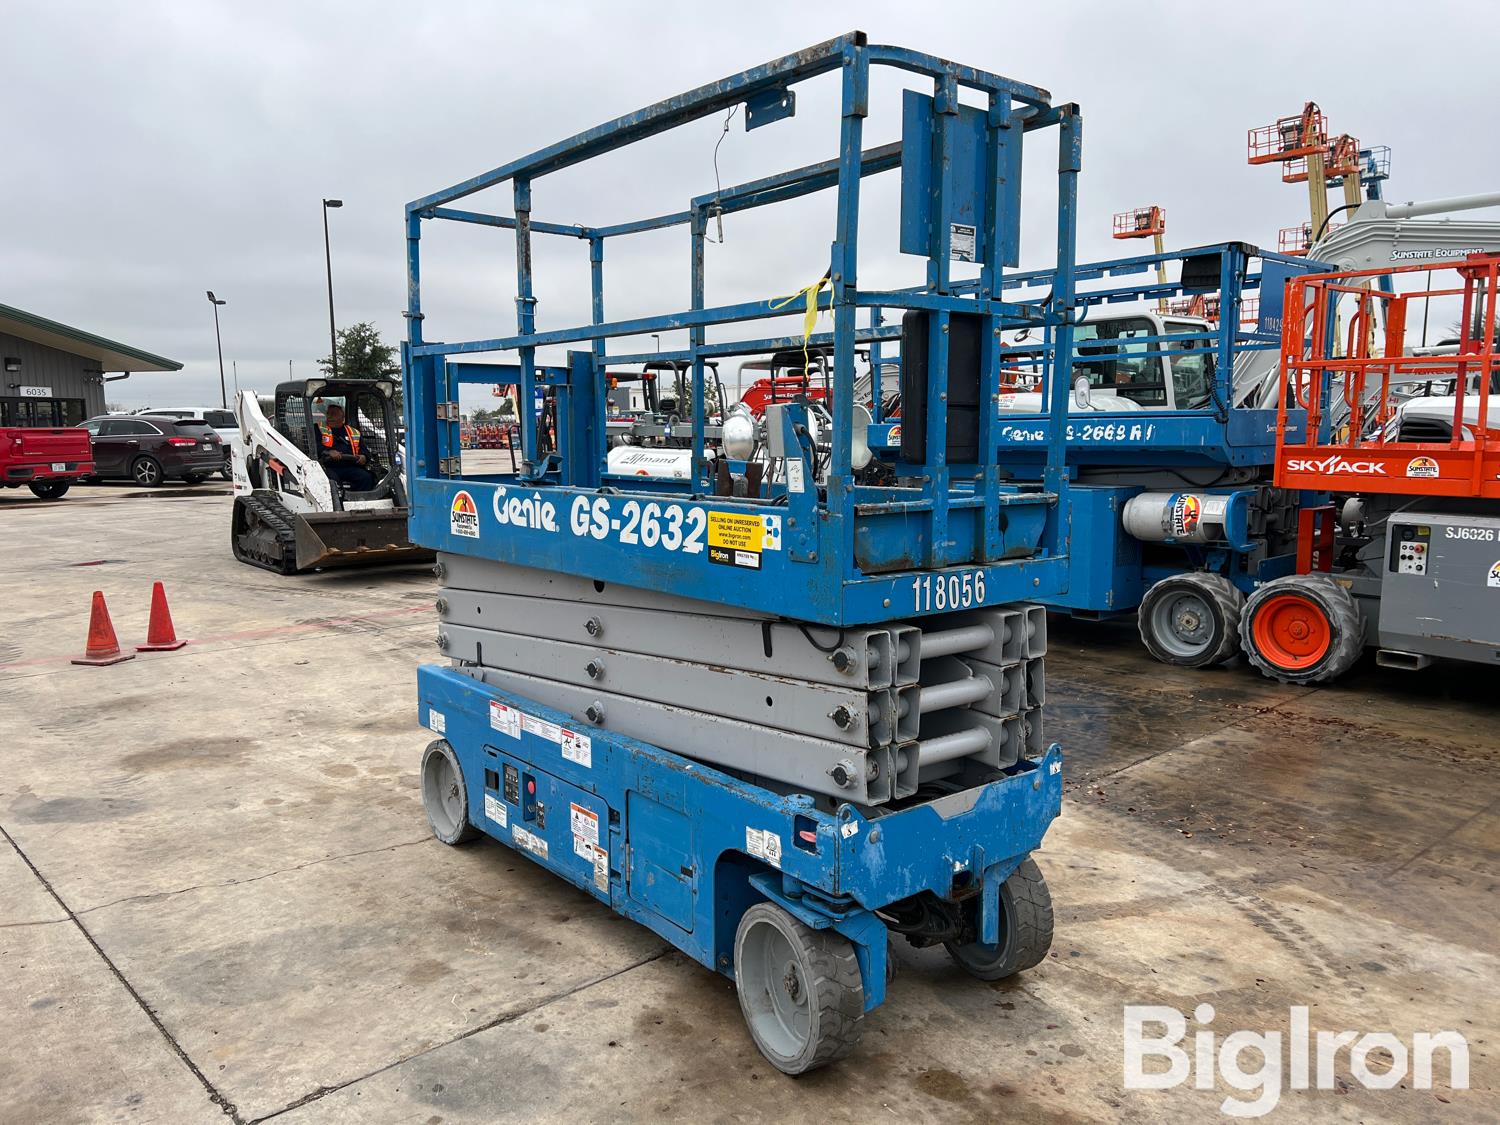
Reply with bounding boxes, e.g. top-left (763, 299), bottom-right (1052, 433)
top-left (521, 713), bottom-right (562, 745)
top-left (484, 793), bottom-right (508, 828)
top-left (512, 824), bottom-right (548, 860)
top-left (561, 728), bottom-right (592, 768)
top-left (839, 820), bottom-right (859, 840)
top-left (489, 700), bottom-right (521, 739)
top-left (427, 707), bottom-right (446, 735)
top-left (745, 827), bottom-right (782, 869)
top-left (591, 845), bottom-right (609, 891)
top-left (785, 459), bottom-right (805, 494)
top-left (569, 802), bottom-right (600, 848)
top-left (950, 222), bottom-right (977, 262)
